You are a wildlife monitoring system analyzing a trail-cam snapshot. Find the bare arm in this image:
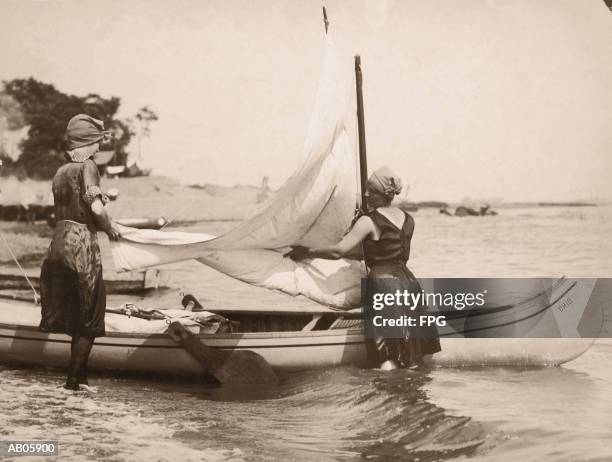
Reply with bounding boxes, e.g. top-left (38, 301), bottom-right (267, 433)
top-left (90, 198), bottom-right (121, 240)
top-left (83, 160), bottom-right (121, 240)
top-left (286, 216), bottom-right (374, 260)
